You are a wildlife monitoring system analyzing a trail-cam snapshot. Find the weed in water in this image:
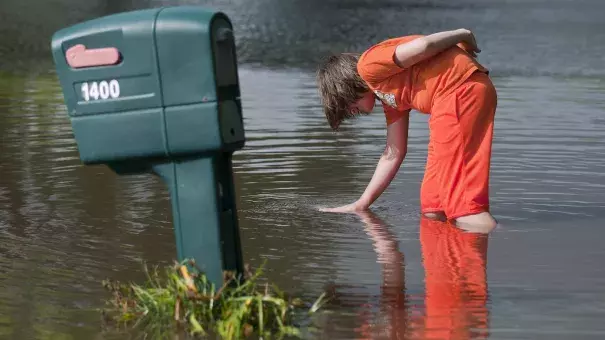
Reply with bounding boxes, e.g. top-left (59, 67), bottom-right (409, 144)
top-left (101, 259), bottom-right (328, 339)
